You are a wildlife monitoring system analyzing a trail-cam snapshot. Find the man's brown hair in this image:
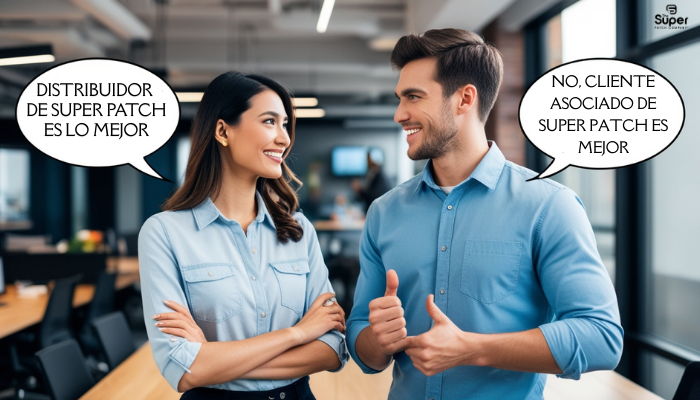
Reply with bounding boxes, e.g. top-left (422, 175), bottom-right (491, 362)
top-left (391, 29), bottom-right (503, 123)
